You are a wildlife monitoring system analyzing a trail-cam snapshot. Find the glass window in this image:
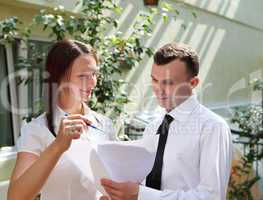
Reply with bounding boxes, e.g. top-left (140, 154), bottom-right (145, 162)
top-left (27, 40), bottom-right (51, 119)
top-left (14, 39), bottom-right (51, 122)
top-left (0, 45), bottom-right (14, 147)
